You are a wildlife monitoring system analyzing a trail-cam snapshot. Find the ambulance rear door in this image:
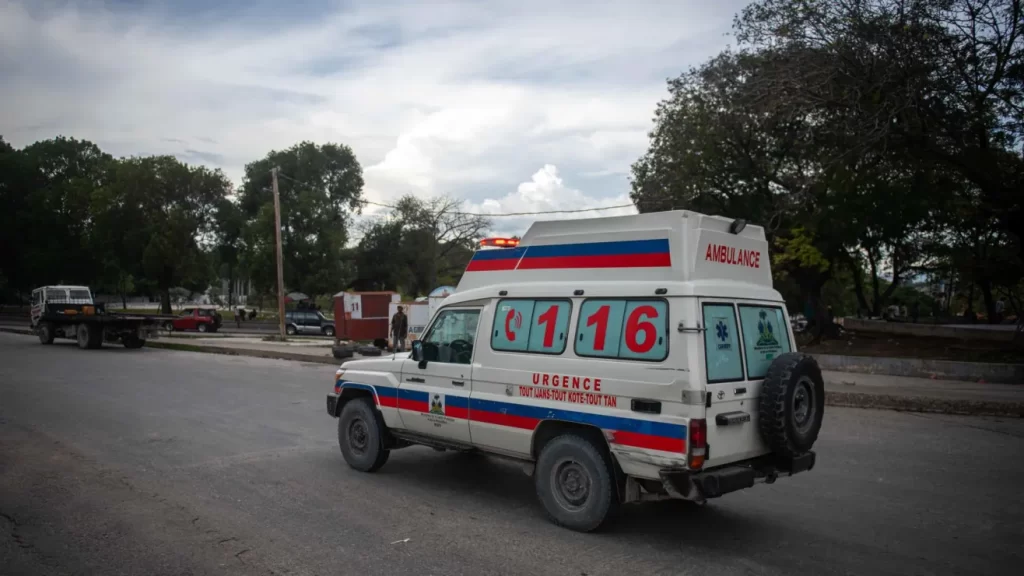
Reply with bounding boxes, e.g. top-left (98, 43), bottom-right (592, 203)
top-left (698, 299), bottom-right (769, 467)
